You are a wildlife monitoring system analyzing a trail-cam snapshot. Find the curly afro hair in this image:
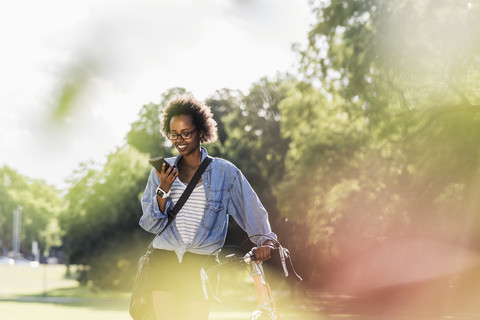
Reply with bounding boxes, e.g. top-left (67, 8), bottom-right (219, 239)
top-left (160, 94), bottom-right (218, 144)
